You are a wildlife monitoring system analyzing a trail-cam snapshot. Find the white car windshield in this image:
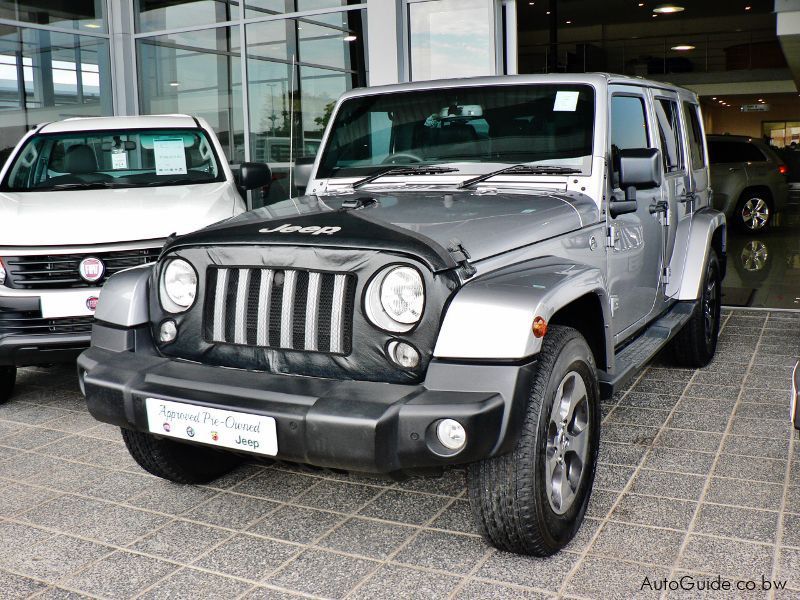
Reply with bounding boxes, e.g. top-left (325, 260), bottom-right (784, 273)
top-left (2, 128), bottom-right (224, 192)
top-left (317, 84), bottom-right (596, 179)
